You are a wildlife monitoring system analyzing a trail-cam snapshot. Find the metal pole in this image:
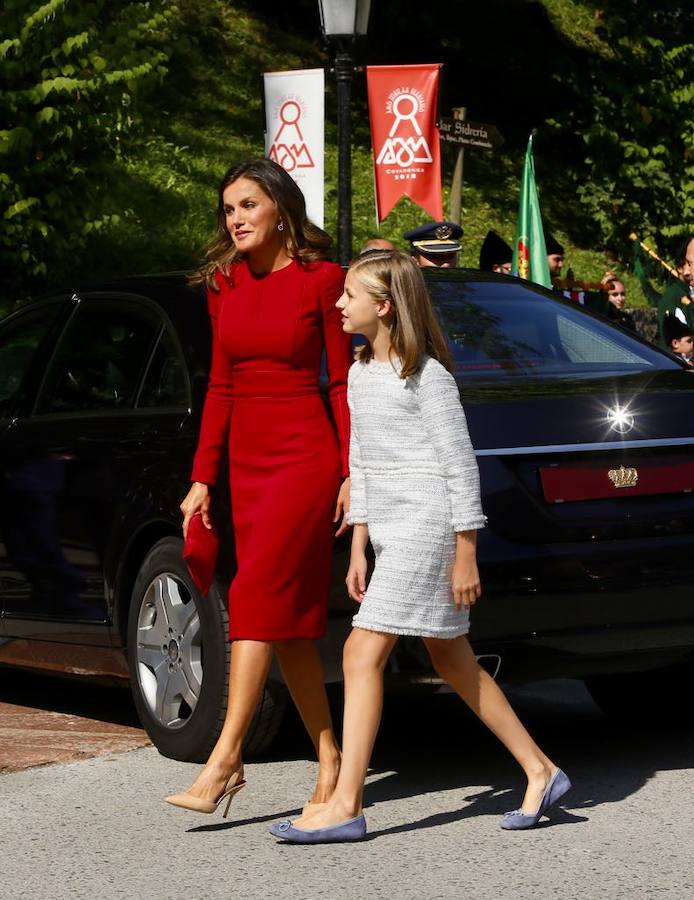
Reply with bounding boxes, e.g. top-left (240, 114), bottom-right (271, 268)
top-left (335, 48), bottom-right (354, 266)
top-left (448, 106), bottom-right (466, 225)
